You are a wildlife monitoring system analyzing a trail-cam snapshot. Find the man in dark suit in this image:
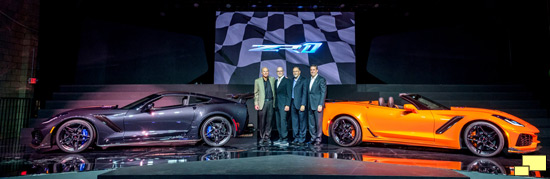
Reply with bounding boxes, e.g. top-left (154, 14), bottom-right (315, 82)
top-left (307, 65), bottom-right (327, 146)
top-left (274, 67), bottom-right (292, 146)
top-left (290, 67), bottom-right (308, 146)
top-left (254, 67), bottom-right (276, 146)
